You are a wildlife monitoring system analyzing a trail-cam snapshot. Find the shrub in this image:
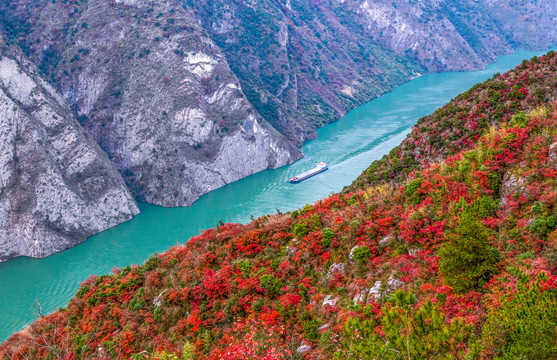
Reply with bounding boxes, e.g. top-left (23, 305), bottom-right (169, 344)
top-left (482, 272), bottom-right (557, 359)
top-left (510, 111), bottom-right (529, 128)
top-left (251, 297), bottom-right (264, 313)
top-left (293, 223), bottom-right (308, 239)
top-left (476, 196), bottom-right (499, 218)
top-left (259, 274), bottom-right (282, 297)
top-left (405, 177), bottom-right (423, 204)
top-left (321, 228), bottom-right (335, 247)
top-left (334, 291), bottom-right (475, 359)
top-left (530, 215), bottom-right (556, 235)
top-left (352, 246), bottom-right (371, 263)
